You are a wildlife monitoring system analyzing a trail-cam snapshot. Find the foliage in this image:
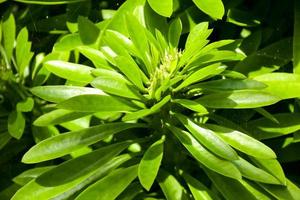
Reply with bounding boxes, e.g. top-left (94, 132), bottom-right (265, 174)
top-left (0, 0), bottom-right (300, 199)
